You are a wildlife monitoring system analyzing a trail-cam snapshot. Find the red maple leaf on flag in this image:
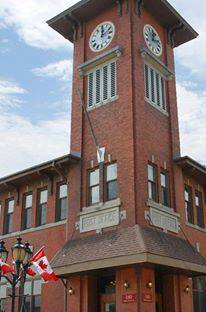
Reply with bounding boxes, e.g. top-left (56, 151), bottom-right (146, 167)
top-left (39, 260), bottom-right (47, 270)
